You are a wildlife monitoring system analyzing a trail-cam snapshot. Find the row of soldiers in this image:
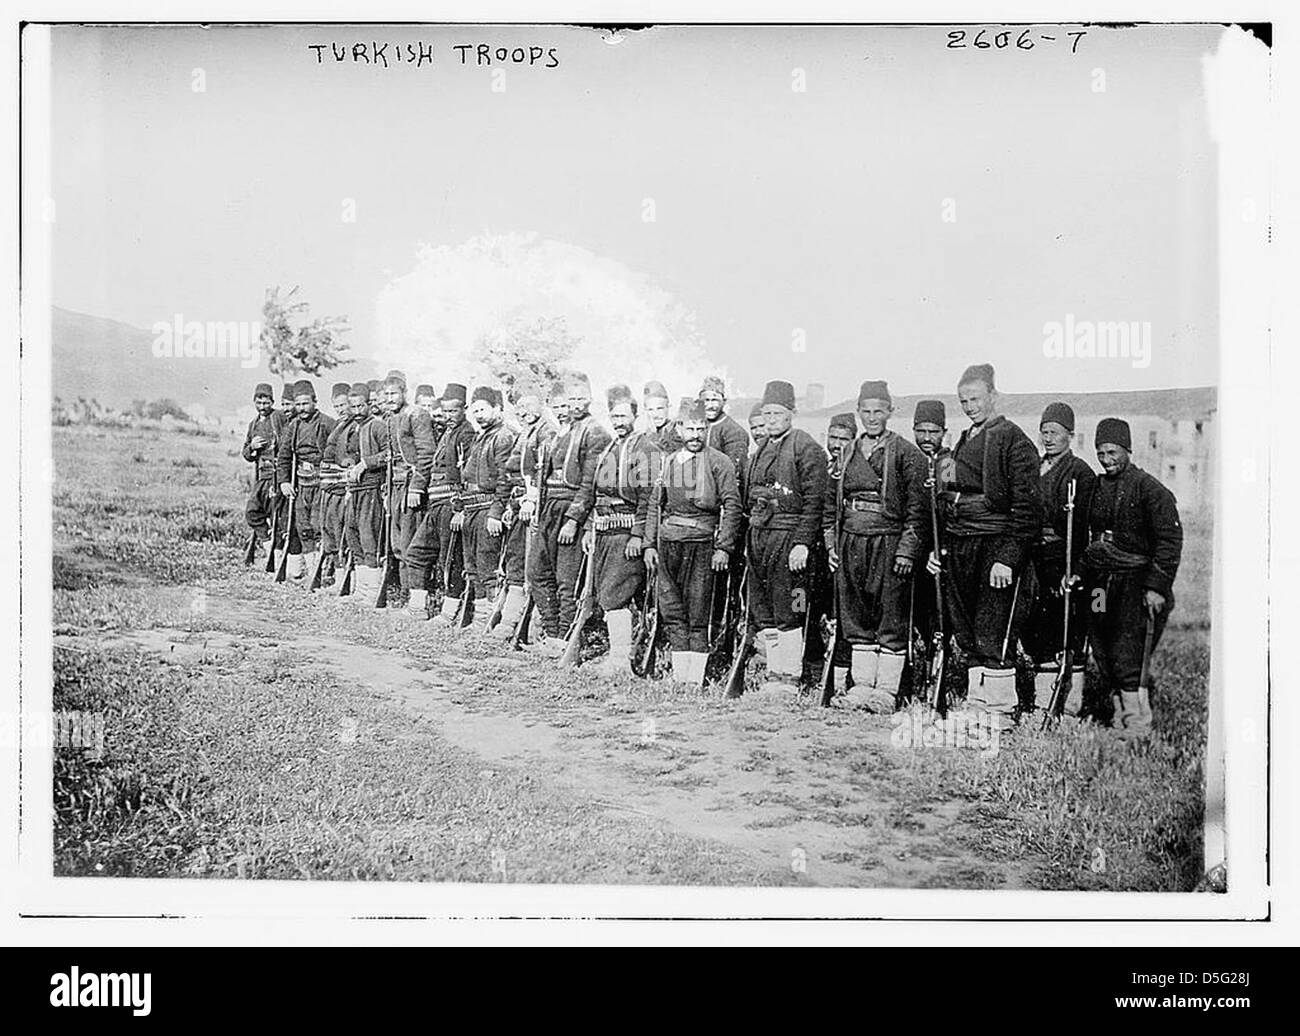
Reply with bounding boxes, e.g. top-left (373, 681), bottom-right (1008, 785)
top-left (242, 362), bottom-right (1183, 738)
